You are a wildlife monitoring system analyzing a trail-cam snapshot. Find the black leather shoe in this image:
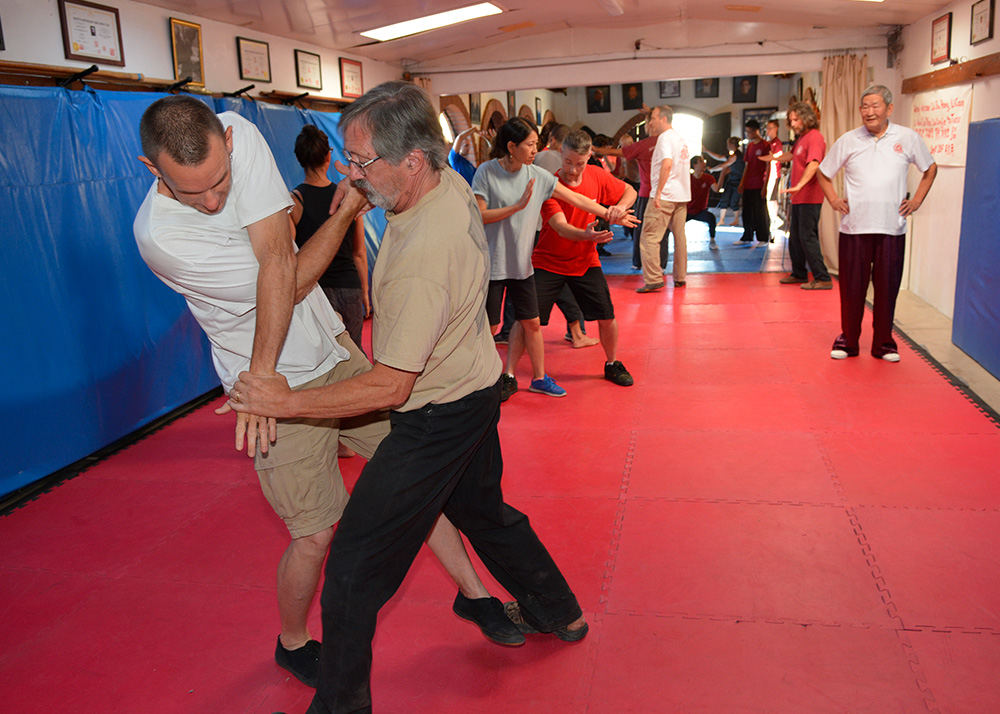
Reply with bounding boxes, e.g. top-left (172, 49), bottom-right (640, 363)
top-left (275, 636), bottom-right (321, 687)
top-left (453, 593), bottom-right (526, 646)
